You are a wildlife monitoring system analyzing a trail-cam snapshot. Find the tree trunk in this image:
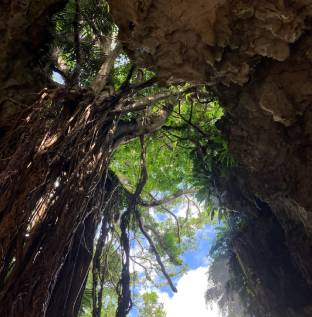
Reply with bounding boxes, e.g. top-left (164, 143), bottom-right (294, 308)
top-left (0, 3), bottom-right (121, 311)
top-left (0, 0), bottom-right (66, 149)
top-left (46, 212), bottom-right (98, 317)
top-left (0, 3), bottom-right (171, 314)
top-left (0, 84), bottom-right (121, 315)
